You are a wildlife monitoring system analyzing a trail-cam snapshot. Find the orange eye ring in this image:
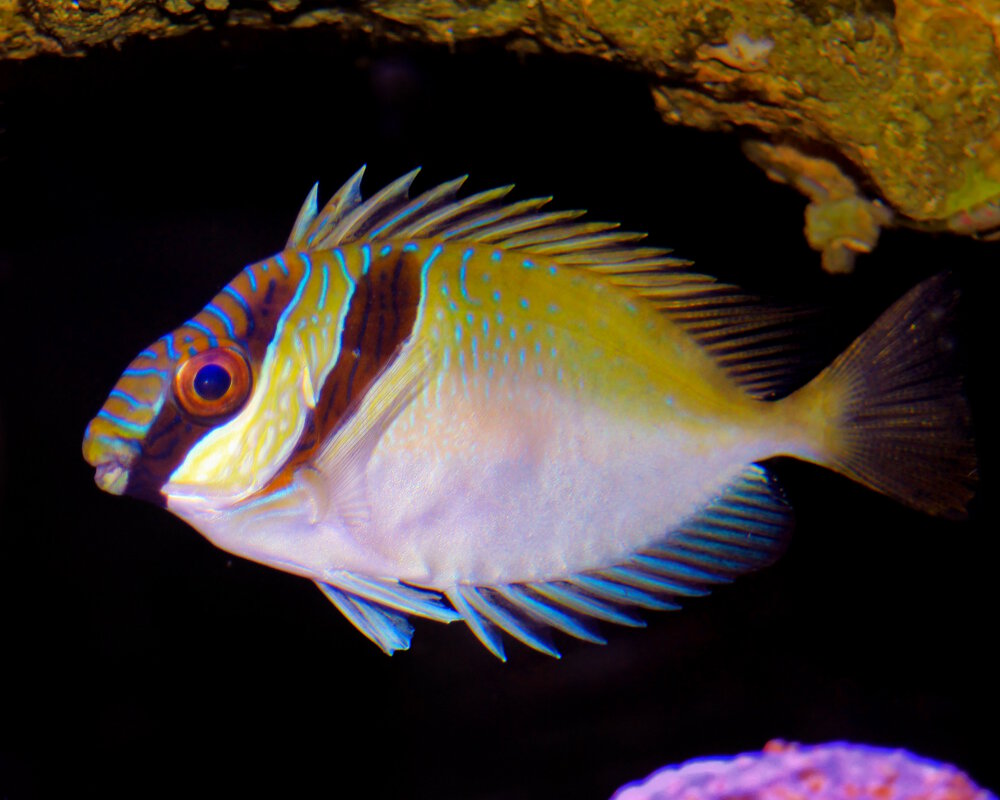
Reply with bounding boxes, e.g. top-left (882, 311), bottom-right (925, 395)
top-left (173, 345), bottom-right (252, 422)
